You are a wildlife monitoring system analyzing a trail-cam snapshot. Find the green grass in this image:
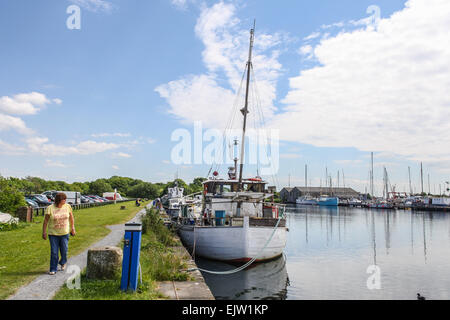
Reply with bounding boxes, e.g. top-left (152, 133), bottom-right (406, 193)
top-left (0, 201), bottom-right (149, 300)
top-left (53, 208), bottom-right (191, 300)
